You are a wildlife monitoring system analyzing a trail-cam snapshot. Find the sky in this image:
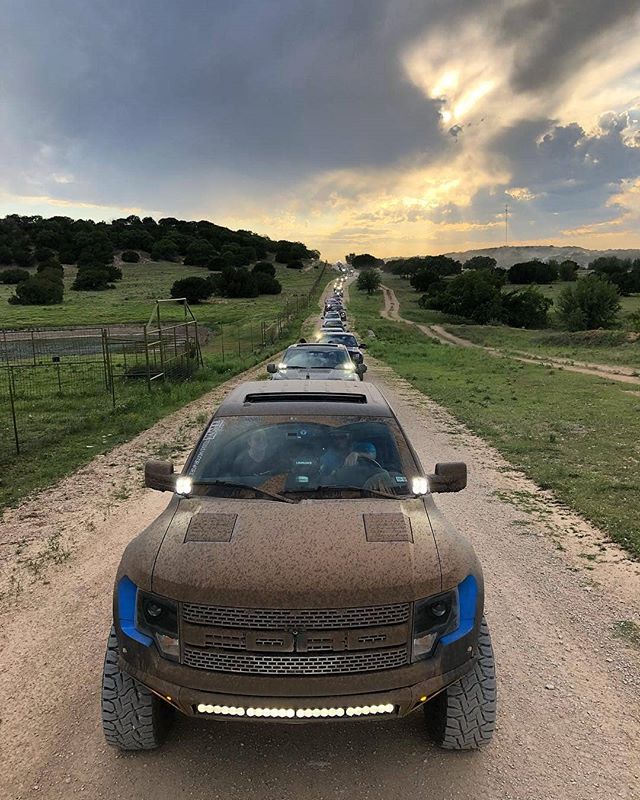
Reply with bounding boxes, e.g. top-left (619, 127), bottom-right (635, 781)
top-left (1, 0), bottom-right (640, 260)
